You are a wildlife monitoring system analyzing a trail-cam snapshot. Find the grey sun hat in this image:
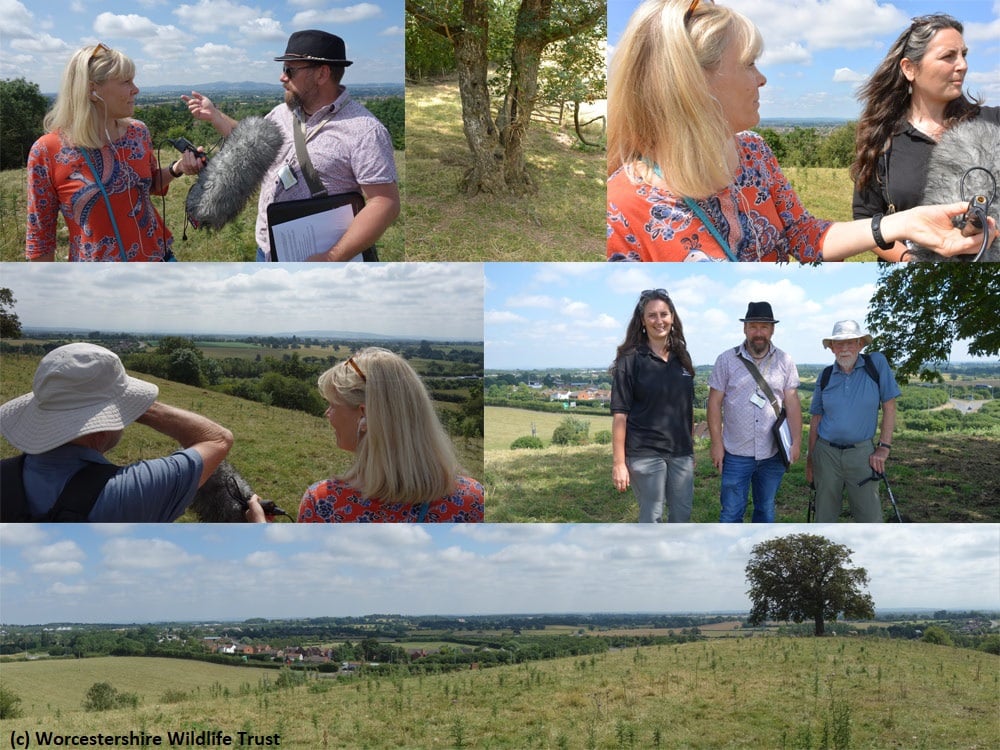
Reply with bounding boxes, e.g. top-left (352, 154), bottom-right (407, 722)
top-left (822, 320), bottom-right (873, 349)
top-left (0, 343), bottom-right (158, 454)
